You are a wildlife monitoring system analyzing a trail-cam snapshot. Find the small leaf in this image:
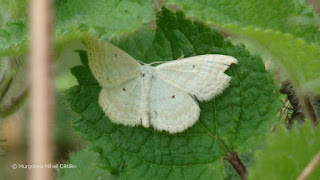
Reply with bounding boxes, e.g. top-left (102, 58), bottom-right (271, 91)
top-left (0, 21), bottom-right (28, 56)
